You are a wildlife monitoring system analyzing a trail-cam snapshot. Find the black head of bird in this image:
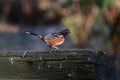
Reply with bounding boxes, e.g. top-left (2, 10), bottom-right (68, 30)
top-left (59, 28), bottom-right (70, 37)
